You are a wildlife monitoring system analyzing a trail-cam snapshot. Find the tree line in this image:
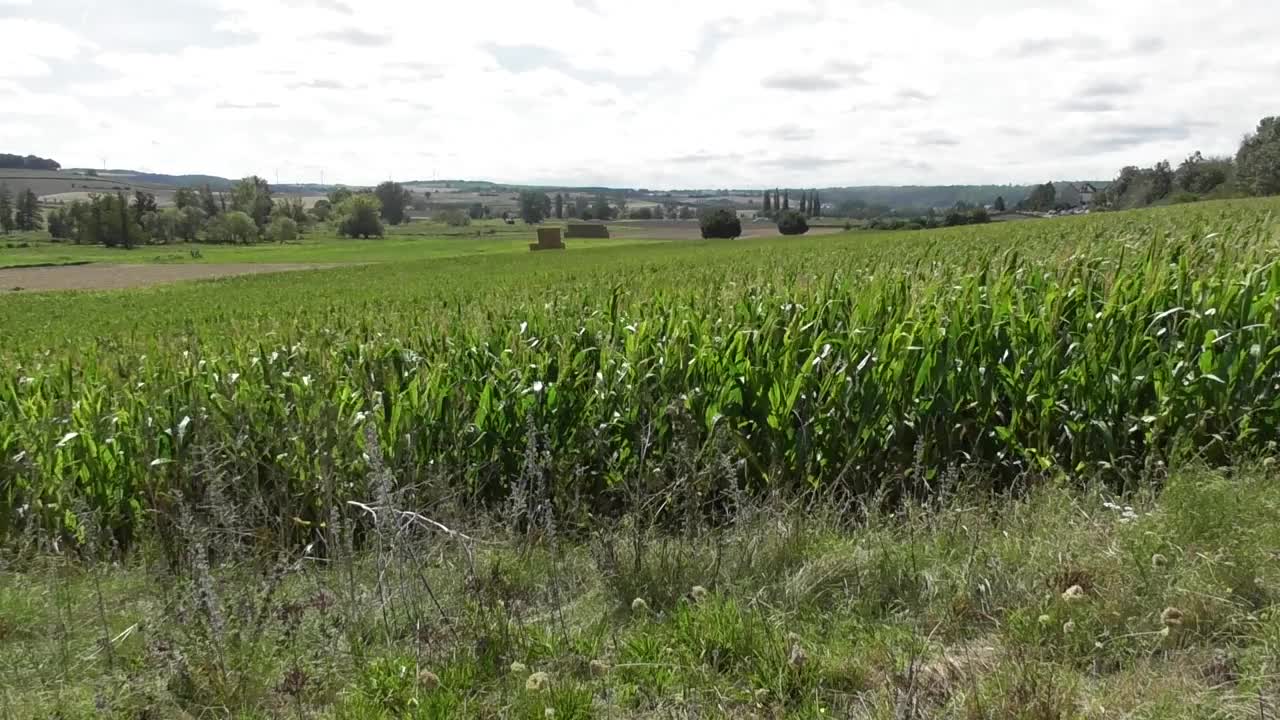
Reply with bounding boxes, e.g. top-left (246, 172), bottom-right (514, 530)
top-left (0, 177), bottom-right (431, 245)
top-left (0, 153), bottom-right (60, 171)
top-left (761, 189), bottom-right (823, 219)
top-left (1100, 115), bottom-right (1280, 209)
